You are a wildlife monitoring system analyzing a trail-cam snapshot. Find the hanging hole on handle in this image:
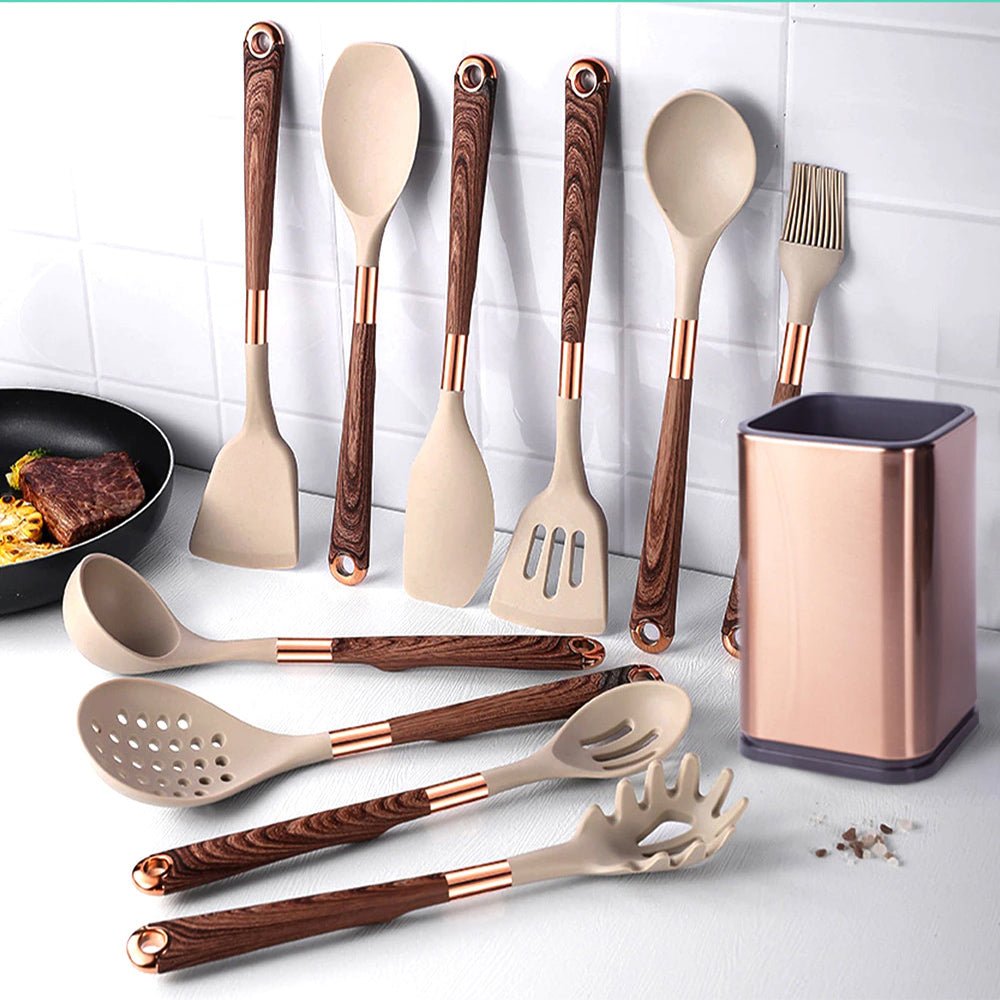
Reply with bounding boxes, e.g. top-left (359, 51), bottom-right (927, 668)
top-left (246, 22), bottom-right (283, 59)
top-left (332, 552), bottom-right (366, 585)
top-left (457, 55), bottom-right (496, 94)
top-left (631, 618), bottom-right (671, 654)
top-left (722, 627), bottom-right (741, 659)
top-left (568, 59), bottom-right (607, 99)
